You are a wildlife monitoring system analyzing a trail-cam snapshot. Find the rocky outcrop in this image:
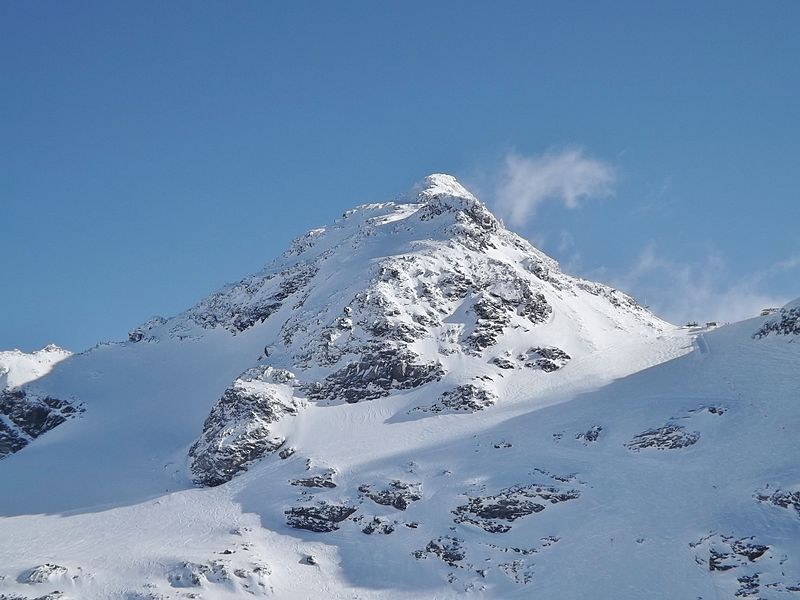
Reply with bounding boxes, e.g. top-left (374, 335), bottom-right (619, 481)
top-left (305, 346), bottom-right (443, 404)
top-left (189, 367), bottom-right (303, 487)
top-left (576, 425), bottom-right (603, 444)
top-left (687, 533), bottom-right (793, 598)
top-left (187, 262), bottom-right (318, 334)
top-left (521, 346), bottom-right (571, 372)
top-left (420, 384), bottom-right (497, 414)
top-left (285, 503), bottom-right (357, 533)
top-left (359, 516), bottom-right (396, 535)
top-left (464, 290), bottom-right (552, 354)
top-left (755, 488), bottom-right (800, 516)
top-left (414, 537), bottom-right (466, 566)
top-left (626, 424), bottom-right (700, 451)
top-left (0, 388), bottom-right (83, 459)
top-left (18, 563), bottom-right (69, 584)
top-left (452, 484), bottom-right (580, 533)
top-left (291, 469), bottom-right (337, 489)
top-left (167, 560), bottom-right (245, 587)
top-left (358, 480), bottom-right (422, 510)
top-left (127, 316), bottom-right (167, 343)
top-left (754, 302), bottom-right (800, 338)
